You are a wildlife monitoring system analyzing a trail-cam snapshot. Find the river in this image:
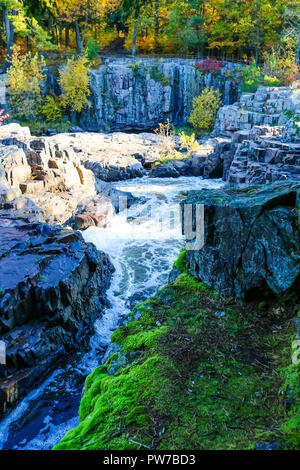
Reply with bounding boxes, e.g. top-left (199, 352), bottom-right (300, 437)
top-left (0, 176), bottom-right (224, 450)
